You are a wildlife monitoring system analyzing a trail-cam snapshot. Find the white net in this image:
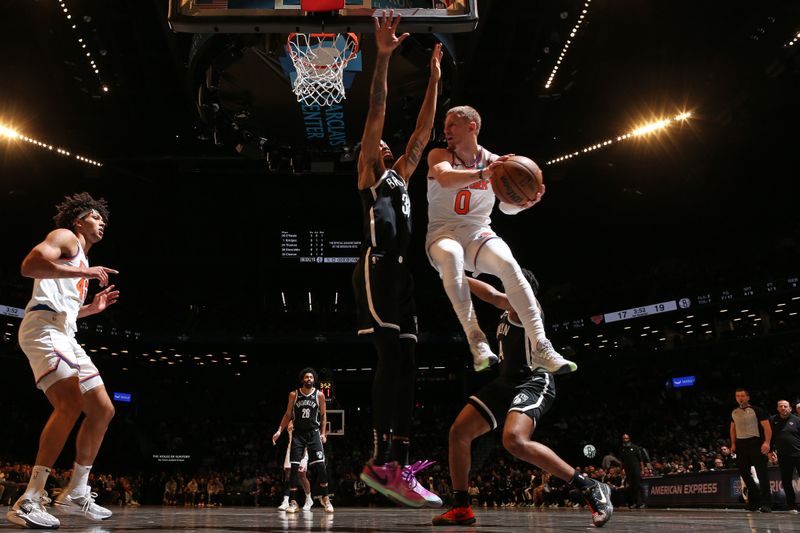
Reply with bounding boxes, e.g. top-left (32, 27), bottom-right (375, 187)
top-left (287, 33), bottom-right (359, 107)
